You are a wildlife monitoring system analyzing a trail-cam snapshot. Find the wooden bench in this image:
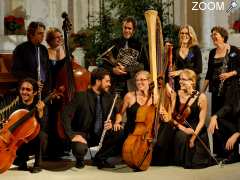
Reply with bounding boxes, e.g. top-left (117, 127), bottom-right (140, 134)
top-left (0, 53), bottom-right (18, 95)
